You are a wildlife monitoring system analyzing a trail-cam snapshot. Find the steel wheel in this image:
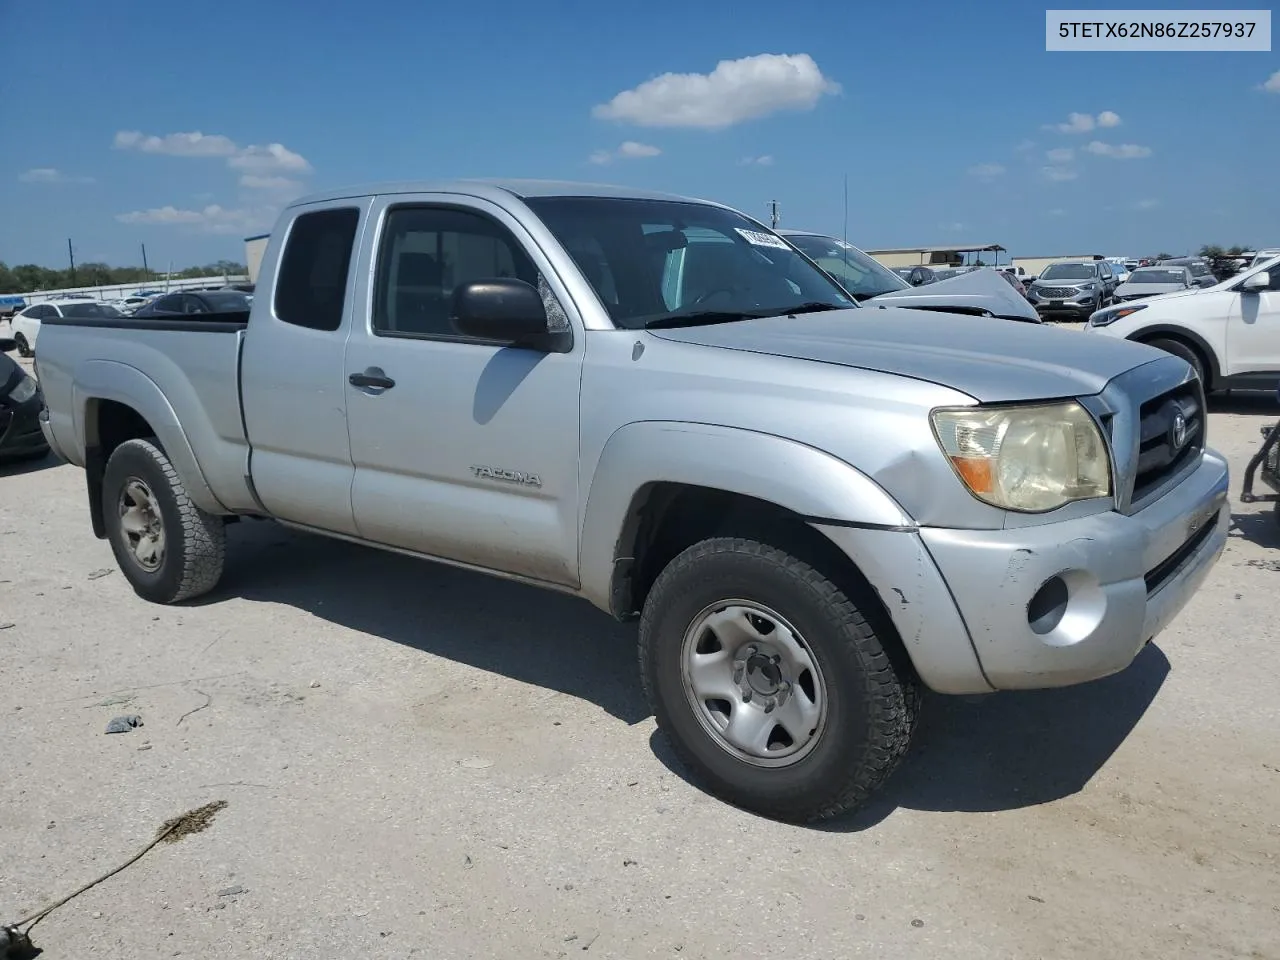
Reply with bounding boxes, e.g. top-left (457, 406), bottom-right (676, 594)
top-left (117, 477), bottom-right (166, 572)
top-left (680, 599), bottom-right (828, 767)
